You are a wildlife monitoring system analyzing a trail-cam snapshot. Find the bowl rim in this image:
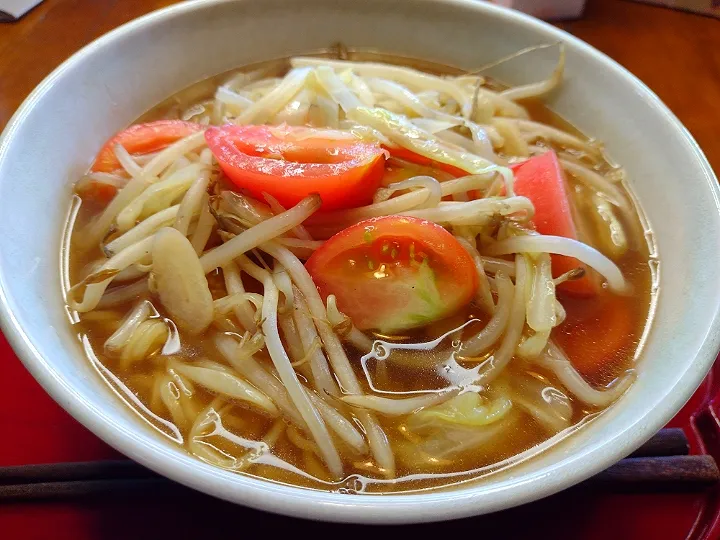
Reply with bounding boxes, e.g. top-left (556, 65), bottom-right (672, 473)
top-left (1, 0), bottom-right (720, 524)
